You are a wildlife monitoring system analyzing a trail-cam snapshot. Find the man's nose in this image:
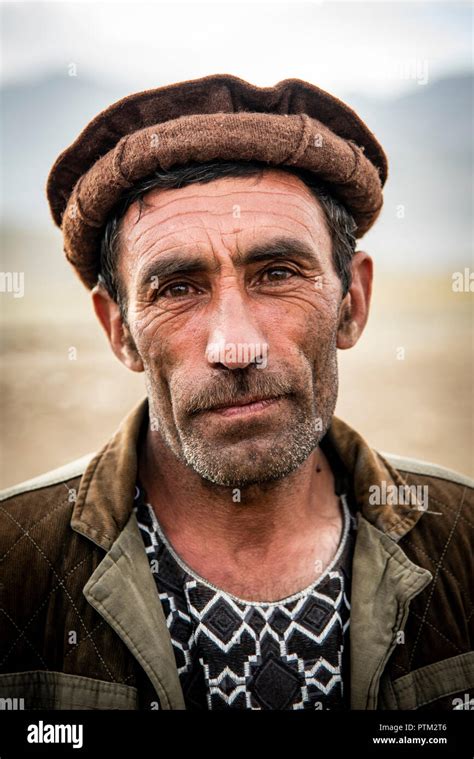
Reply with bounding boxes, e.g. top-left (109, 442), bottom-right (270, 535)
top-left (205, 287), bottom-right (268, 370)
